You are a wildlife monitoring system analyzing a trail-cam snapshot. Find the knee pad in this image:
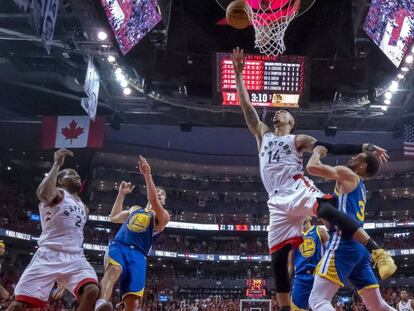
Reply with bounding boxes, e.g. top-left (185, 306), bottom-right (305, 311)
top-left (271, 244), bottom-right (291, 293)
top-left (316, 198), bottom-right (359, 239)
